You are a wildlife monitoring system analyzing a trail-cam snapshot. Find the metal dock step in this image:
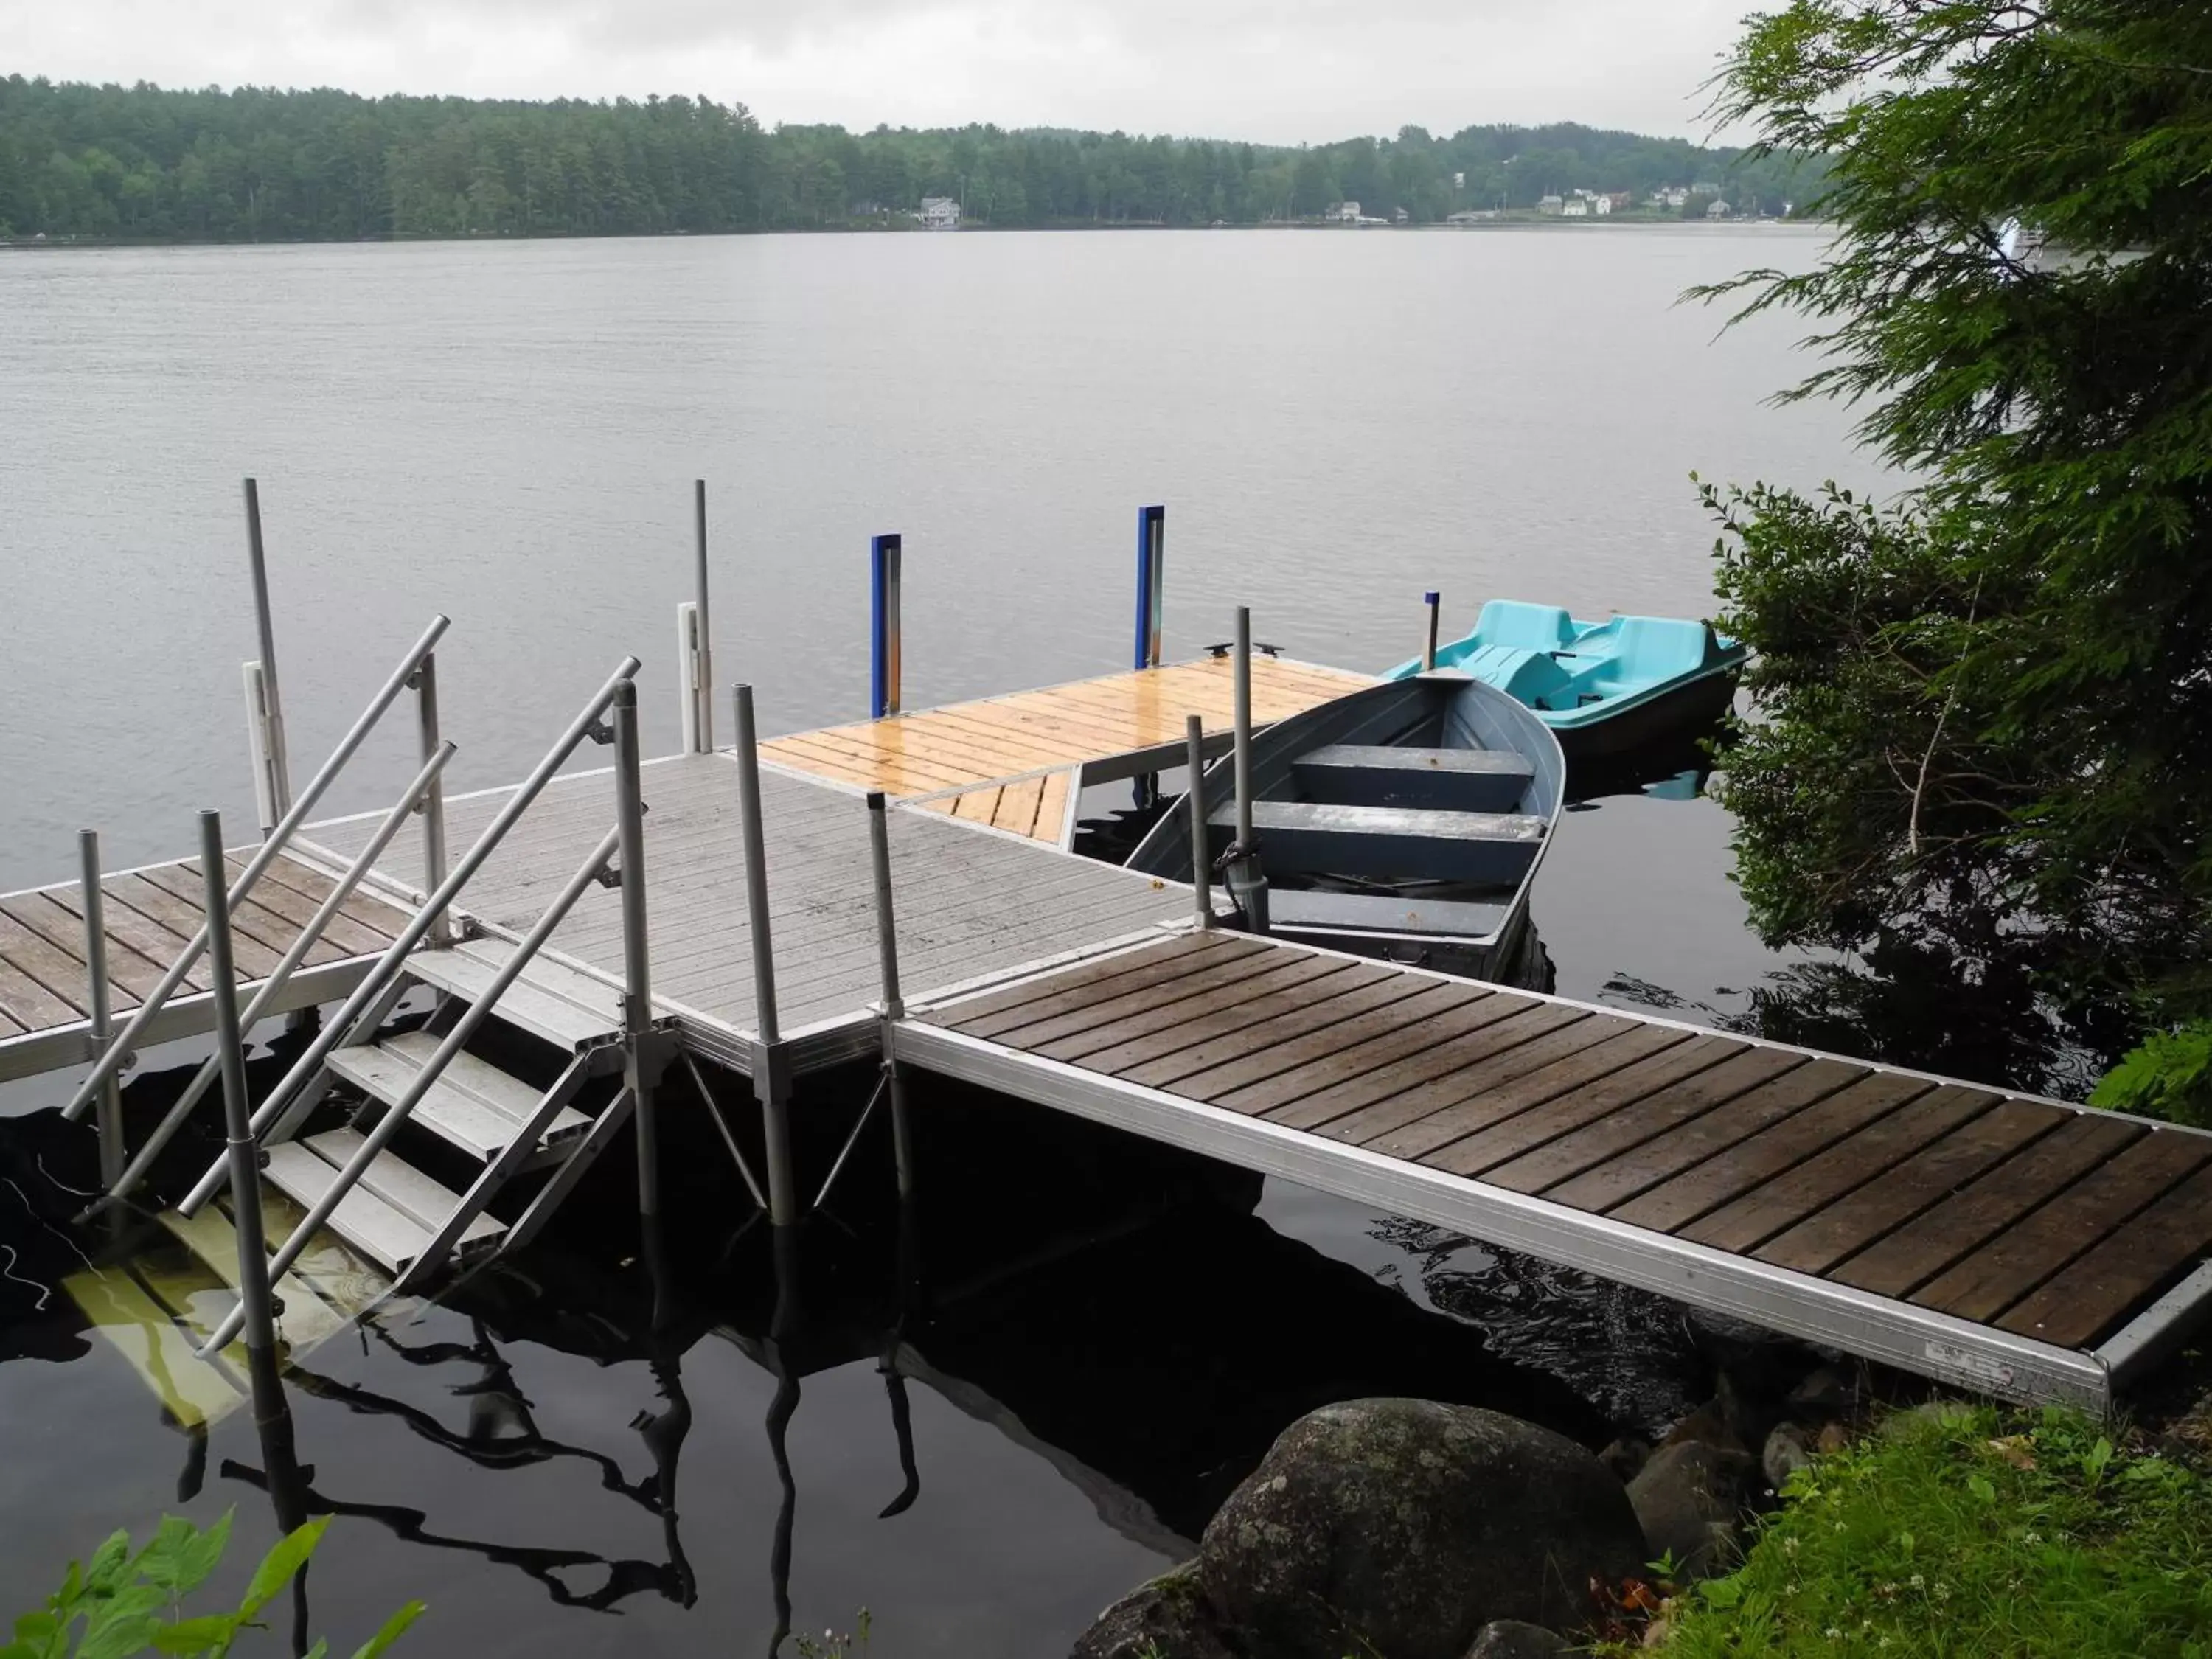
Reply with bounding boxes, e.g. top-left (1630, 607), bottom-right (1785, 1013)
top-left (328, 1030), bottom-right (591, 1162)
top-left (1293, 745), bottom-right (1534, 813)
top-left (263, 1130), bottom-right (504, 1275)
top-left (157, 1204), bottom-right (354, 1349)
top-left (404, 938), bottom-right (623, 1052)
